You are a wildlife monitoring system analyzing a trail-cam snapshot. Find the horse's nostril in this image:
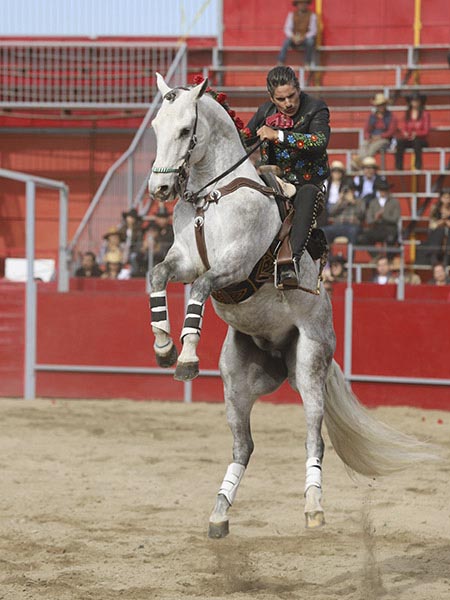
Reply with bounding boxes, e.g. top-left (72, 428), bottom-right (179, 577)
top-left (156, 185), bottom-right (169, 199)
